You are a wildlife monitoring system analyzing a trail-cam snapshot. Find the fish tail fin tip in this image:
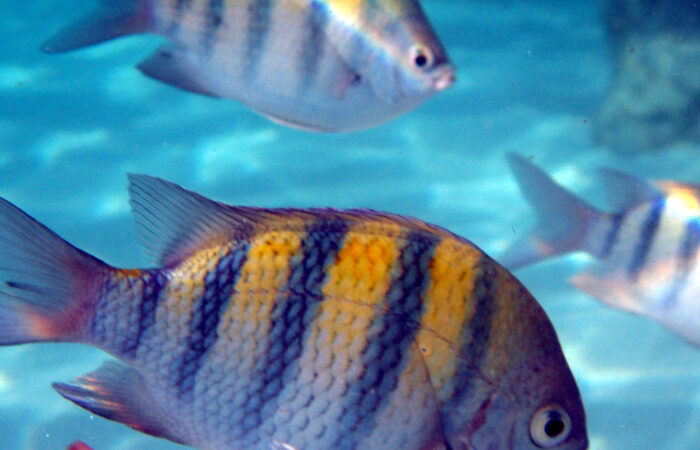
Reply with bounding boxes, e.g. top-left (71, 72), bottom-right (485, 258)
top-left (501, 153), bottom-right (600, 269)
top-left (41, 0), bottom-right (154, 53)
top-left (53, 362), bottom-right (185, 444)
top-left (0, 197), bottom-right (107, 345)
